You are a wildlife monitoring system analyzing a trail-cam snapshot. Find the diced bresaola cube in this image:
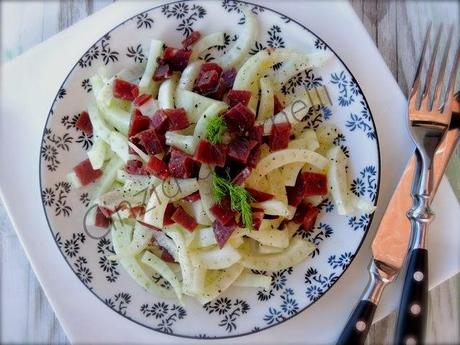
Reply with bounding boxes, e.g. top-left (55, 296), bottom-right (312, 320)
top-left (292, 202), bottom-right (319, 231)
top-left (151, 108), bottom-right (189, 133)
top-left (166, 108), bottom-right (189, 130)
top-left (133, 128), bottom-right (164, 155)
top-left (75, 111), bottom-right (93, 135)
top-left (274, 95), bottom-right (284, 114)
top-left (287, 172), bottom-right (307, 206)
top-left (73, 159), bottom-right (103, 186)
top-left (269, 122), bottom-right (291, 151)
top-left (227, 137), bottom-right (258, 164)
top-left (287, 171), bottom-right (328, 206)
top-left (162, 47), bottom-right (192, 72)
top-left (128, 109), bottom-right (151, 138)
top-left (171, 206), bottom-right (197, 232)
top-left (194, 63), bottom-right (225, 98)
top-left (181, 31), bottom-right (201, 49)
top-left (113, 79), bottom-right (139, 101)
top-left (223, 103), bottom-right (256, 134)
top-left (246, 188), bottom-right (274, 202)
top-left (133, 93), bottom-right (152, 107)
top-left (151, 109), bottom-right (170, 135)
top-left (206, 78), bottom-right (228, 101)
top-left (303, 172), bottom-right (328, 196)
top-left (194, 140), bottom-right (227, 167)
top-left (163, 203), bottom-right (177, 226)
top-left (199, 63), bottom-right (223, 77)
top-left (247, 124), bottom-right (263, 144)
top-left (220, 68), bottom-right (237, 89)
top-left (227, 90), bottom-right (252, 108)
top-left (195, 69), bottom-right (220, 95)
top-left (153, 63), bottom-right (172, 81)
top-left (212, 218), bottom-right (237, 248)
top-left (95, 206), bottom-right (112, 228)
top-left (125, 159), bottom-right (148, 175)
top-left (146, 156), bottom-right (170, 179)
top-left (168, 149), bottom-right (197, 178)
top-left (246, 144), bottom-right (261, 169)
top-left (210, 197), bottom-right (236, 225)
